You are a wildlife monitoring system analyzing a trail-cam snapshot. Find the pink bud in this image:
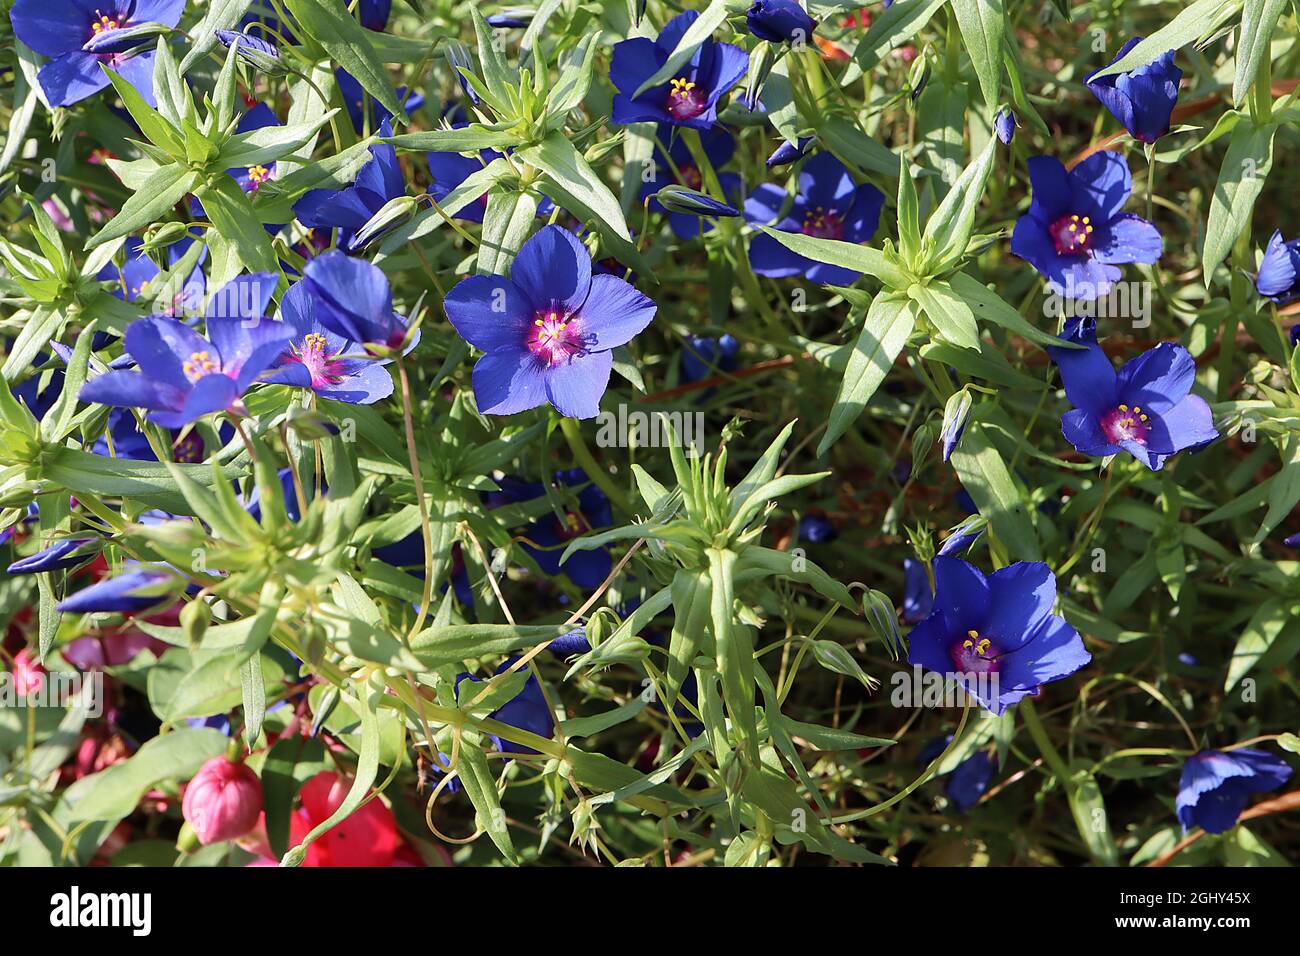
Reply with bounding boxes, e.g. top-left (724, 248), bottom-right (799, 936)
top-left (182, 757), bottom-right (263, 845)
top-left (11, 649), bottom-right (45, 696)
